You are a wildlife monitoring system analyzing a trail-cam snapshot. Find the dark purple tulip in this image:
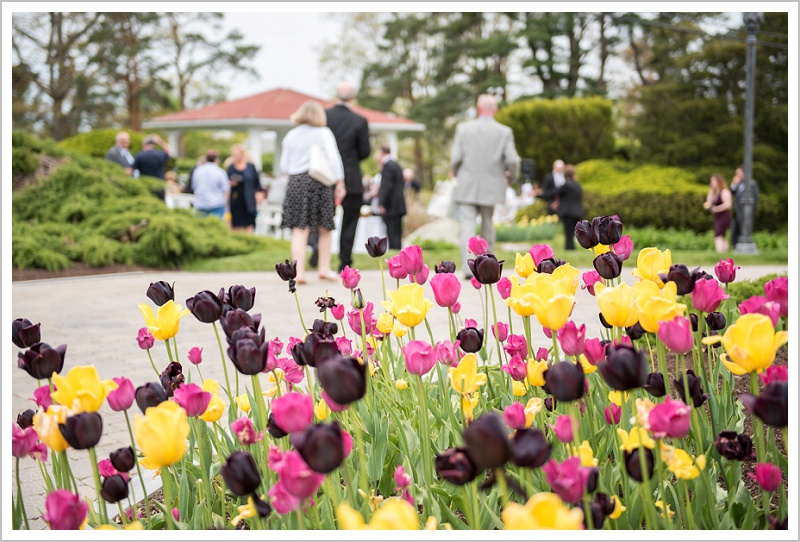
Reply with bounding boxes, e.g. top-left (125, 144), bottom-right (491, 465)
top-left (17, 409), bottom-right (36, 429)
top-left (543, 361), bottom-right (586, 402)
top-left (59, 412), bottom-right (103, 450)
top-left (159, 362), bottom-right (184, 398)
top-left (303, 332), bottom-right (339, 368)
top-left (227, 285), bottom-right (256, 312)
top-left (623, 448), bottom-right (654, 482)
top-left (221, 451), bottom-right (261, 496)
top-left (544, 397), bottom-right (557, 412)
top-left (593, 252), bottom-right (623, 280)
top-left (689, 313), bottom-right (699, 332)
top-left (625, 322), bottom-right (645, 341)
top-left (12, 318), bottom-right (41, 349)
top-left (101, 475), bottom-right (129, 503)
top-left (456, 326), bottom-right (484, 353)
top-left (312, 319), bottom-right (338, 336)
top-left (740, 382), bottom-right (788, 427)
top-left (435, 261), bottom-right (457, 274)
top-left (599, 313), bottom-right (613, 329)
top-left (17, 342), bottom-right (66, 380)
top-left (186, 290), bottom-right (224, 323)
top-left (591, 215), bottom-right (623, 246)
top-left (574, 220), bottom-right (598, 249)
top-left (768, 516), bottom-right (788, 530)
top-left (267, 413), bottom-right (288, 439)
top-left (586, 466), bottom-right (600, 493)
top-left (291, 422), bottom-right (345, 474)
top-left (275, 259), bottom-right (297, 281)
top-left (135, 382), bottom-right (168, 414)
top-left (705, 312), bottom-right (726, 331)
top-left (510, 428), bottom-right (551, 468)
top-left (435, 447), bottom-right (479, 486)
top-left (253, 496), bottom-right (272, 518)
top-left (463, 412), bottom-right (511, 470)
top-left (674, 370), bottom-right (709, 408)
top-left (316, 355), bottom-right (367, 405)
top-left (468, 254), bottom-right (504, 284)
top-left (643, 372), bottom-right (666, 398)
top-left (365, 236), bottom-right (388, 258)
top-left (690, 267), bottom-right (712, 284)
top-left (110, 446), bottom-right (135, 472)
top-left (220, 308), bottom-right (257, 337)
top-left (658, 264), bottom-right (694, 295)
top-left (146, 281), bottom-right (175, 306)
top-left (597, 344), bottom-right (648, 391)
top-left (291, 342), bottom-right (312, 367)
top-left (586, 493), bottom-right (615, 529)
top-left (537, 257), bottom-right (566, 275)
top-left (715, 431), bottom-right (756, 461)
top-left (228, 331), bottom-right (268, 375)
